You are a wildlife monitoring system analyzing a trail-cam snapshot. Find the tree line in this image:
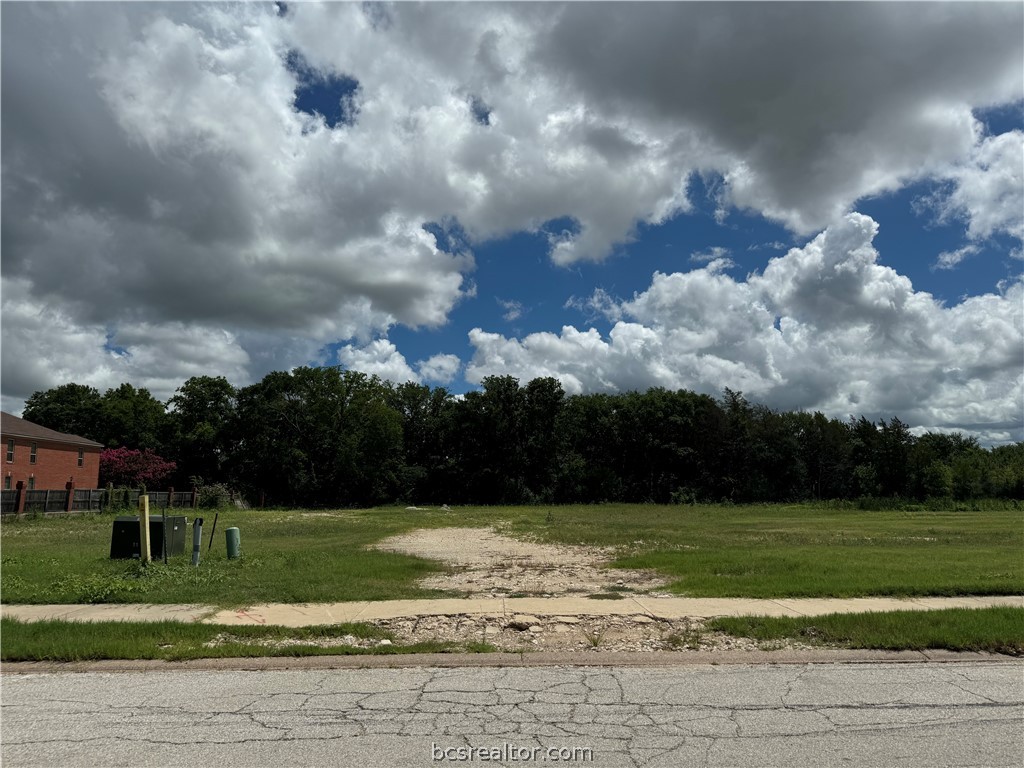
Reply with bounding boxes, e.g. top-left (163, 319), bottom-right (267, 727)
top-left (21, 370), bottom-right (1024, 506)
